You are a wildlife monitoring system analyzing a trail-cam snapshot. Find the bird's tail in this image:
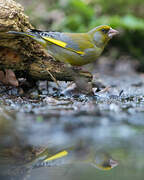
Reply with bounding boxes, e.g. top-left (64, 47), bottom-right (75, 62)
top-left (24, 148), bottom-right (69, 169)
top-left (7, 31), bottom-right (47, 47)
